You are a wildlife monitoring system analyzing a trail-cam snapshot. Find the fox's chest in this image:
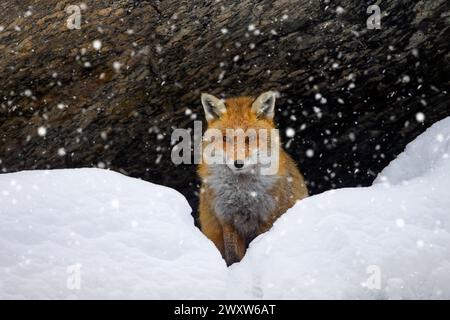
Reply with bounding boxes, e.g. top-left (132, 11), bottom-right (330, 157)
top-left (206, 171), bottom-right (278, 239)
